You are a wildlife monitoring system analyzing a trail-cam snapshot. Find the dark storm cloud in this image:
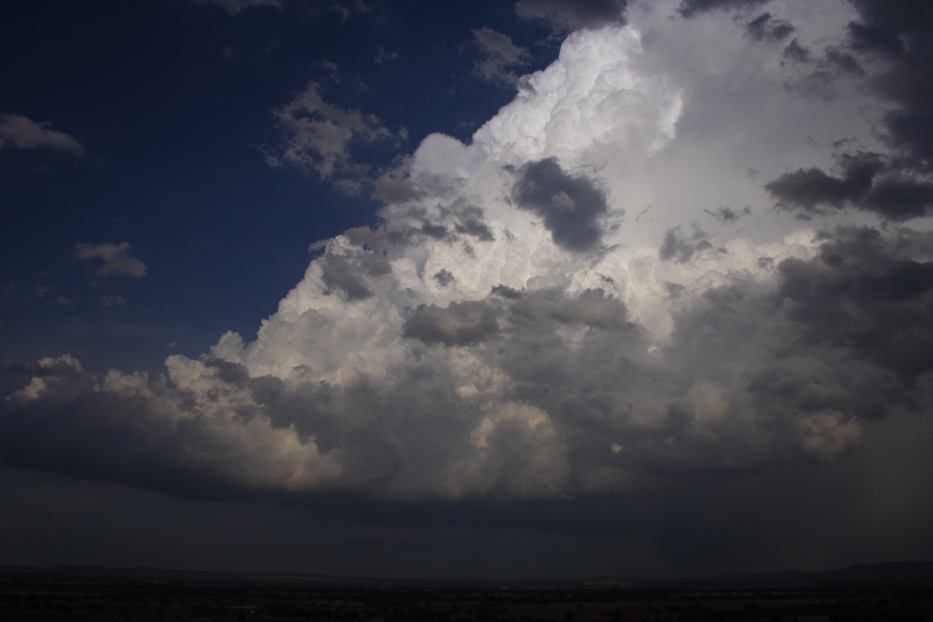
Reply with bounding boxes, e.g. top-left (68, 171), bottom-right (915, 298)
top-left (765, 153), bottom-right (882, 211)
top-left (659, 226), bottom-right (713, 262)
top-left (402, 300), bottom-right (501, 346)
top-left (861, 177), bottom-right (933, 220)
top-left (765, 152), bottom-right (933, 220)
top-left (511, 157), bottom-right (609, 252)
top-left (3, 227), bottom-right (932, 507)
top-left (776, 227), bottom-right (933, 381)
top-left (515, 0), bottom-right (627, 30)
top-left (846, 0), bottom-right (933, 171)
top-left (678, 0), bottom-right (769, 19)
top-left (746, 12), bottom-right (794, 42)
